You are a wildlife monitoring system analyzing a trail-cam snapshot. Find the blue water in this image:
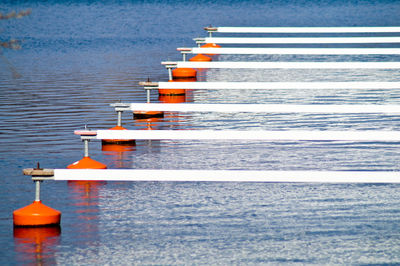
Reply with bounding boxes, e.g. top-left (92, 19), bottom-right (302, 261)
top-left (2, 0), bottom-right (400, 264)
